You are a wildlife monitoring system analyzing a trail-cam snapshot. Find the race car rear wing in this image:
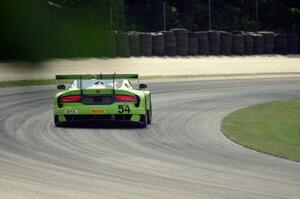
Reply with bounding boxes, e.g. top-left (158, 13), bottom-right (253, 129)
top-left (55, 74), bottom-right (138, 80)
top-left (55, 73), bottom-right (139, 95)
